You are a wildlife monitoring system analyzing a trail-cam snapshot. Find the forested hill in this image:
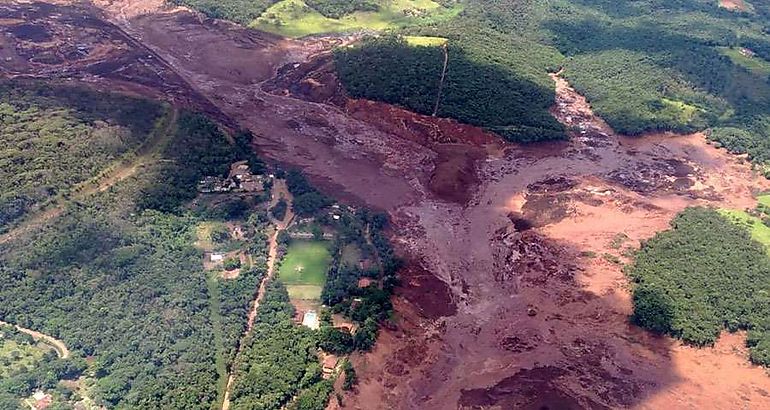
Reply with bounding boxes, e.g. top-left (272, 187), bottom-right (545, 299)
top-left (177, 0), bottom-right (770, 165)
